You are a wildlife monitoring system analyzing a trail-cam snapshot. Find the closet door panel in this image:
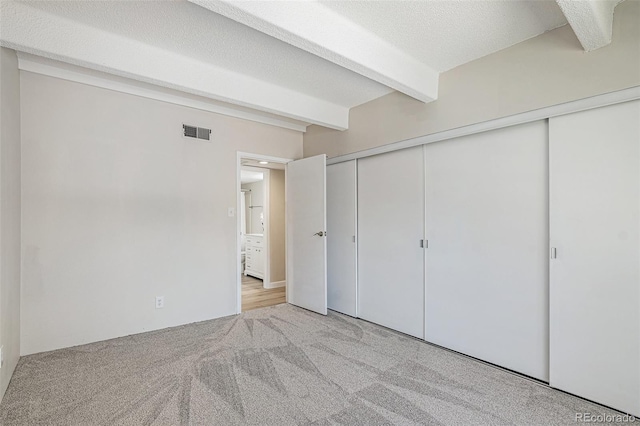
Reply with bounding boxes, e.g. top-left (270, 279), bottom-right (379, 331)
top-left (424, 121), bottom-right (549, 381)
top-left (327, 161), bottom-right (357, 317)
top-left (550, 100), bottom-right (640, 415)
top-left (358, 146), bottom-right (424, 338)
